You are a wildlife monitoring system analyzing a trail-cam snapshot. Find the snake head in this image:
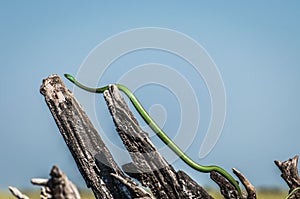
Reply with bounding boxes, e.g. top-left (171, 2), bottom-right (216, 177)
top-left (64, 74), bottom-right (76, 84)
